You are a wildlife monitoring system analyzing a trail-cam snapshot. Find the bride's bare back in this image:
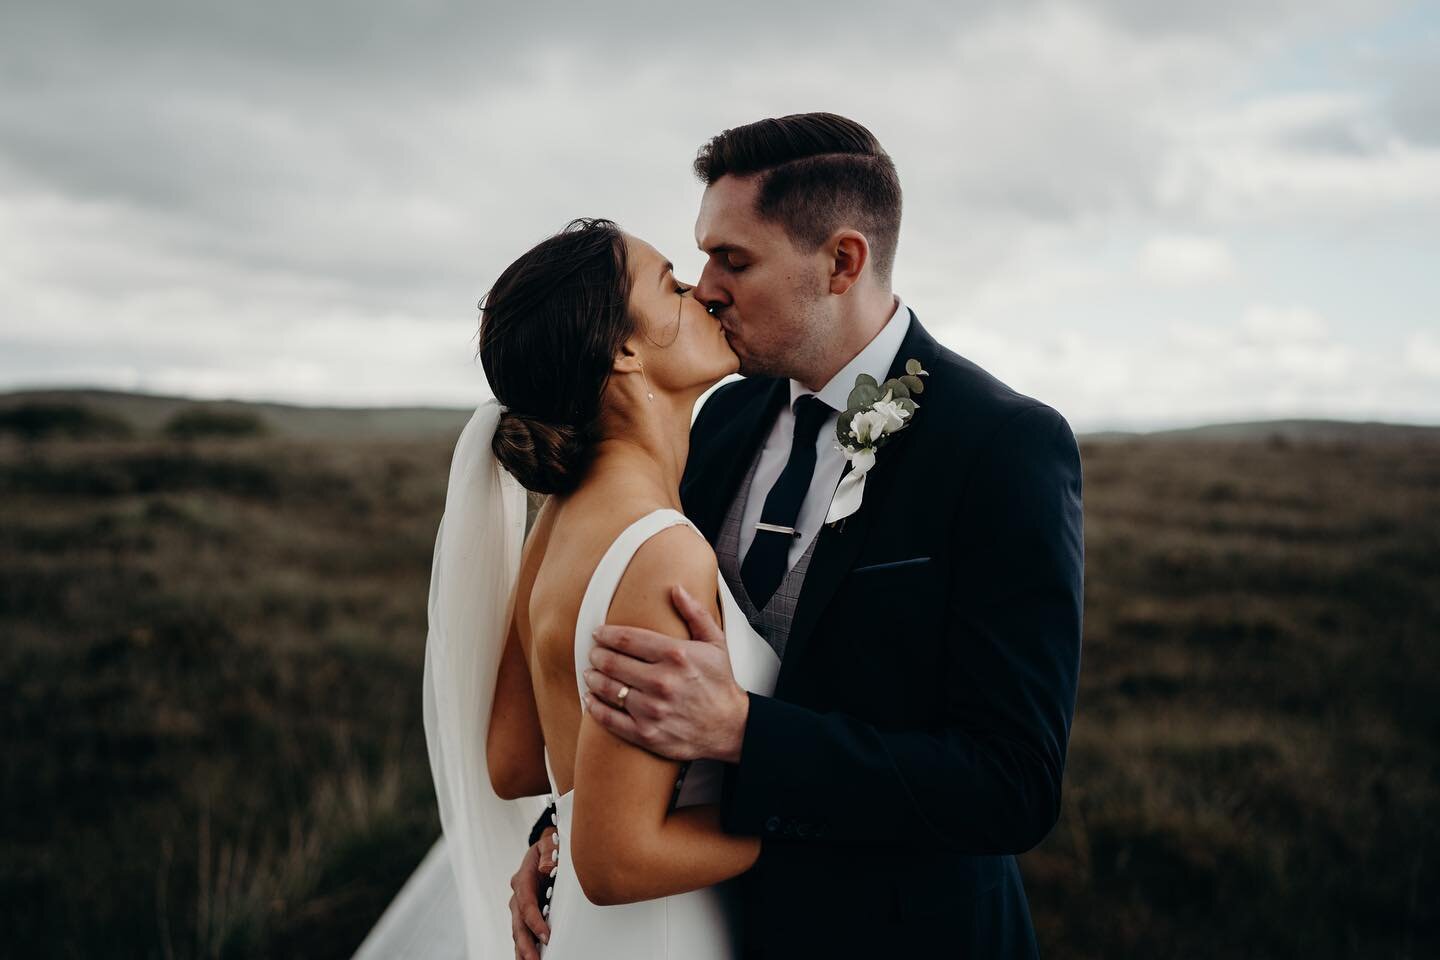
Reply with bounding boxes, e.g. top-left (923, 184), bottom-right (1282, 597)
top-left (518, 484), bottom-right (663, 795)
top-left (488, 464), bottom-right (761, 907)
